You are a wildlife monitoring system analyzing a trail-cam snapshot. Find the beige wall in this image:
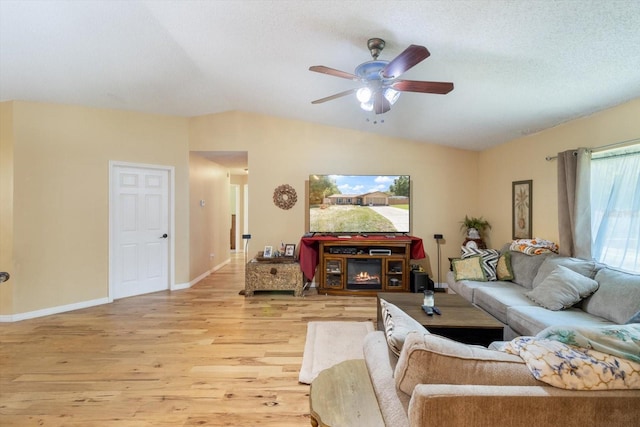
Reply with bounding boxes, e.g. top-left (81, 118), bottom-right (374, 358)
top-left (188, 111), bottom-right (480, 279)
top-left (0, 103), bottom-right (15, 314)
top-left (189, 153), bottom-right (231, 279)
top-left (479, 98), bottom-right (640, 248)
top-left (1, 101), bottom-right (190, 316)
top-left (2, 97), bottom-right (637, 318)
